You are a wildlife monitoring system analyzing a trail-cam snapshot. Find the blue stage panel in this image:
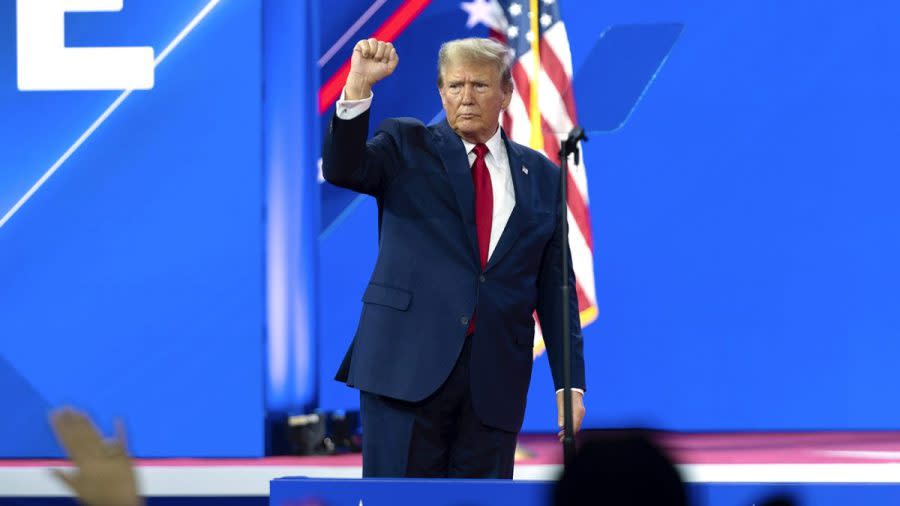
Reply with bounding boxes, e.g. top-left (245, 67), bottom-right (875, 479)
top-left (696, 484), bottom-right (900, 506)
